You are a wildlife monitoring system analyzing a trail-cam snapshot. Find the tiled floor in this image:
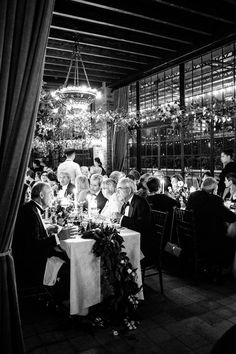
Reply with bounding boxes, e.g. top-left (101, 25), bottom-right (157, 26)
top-left (20, 270), bottom-right (236, 354)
